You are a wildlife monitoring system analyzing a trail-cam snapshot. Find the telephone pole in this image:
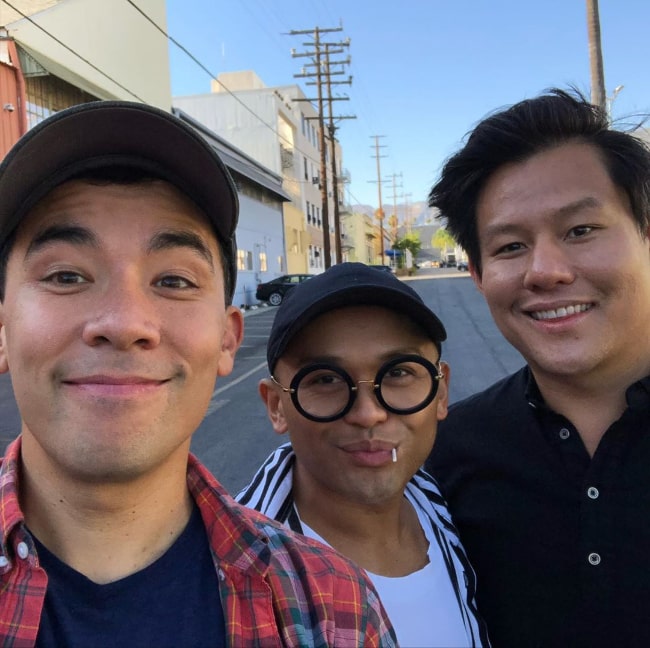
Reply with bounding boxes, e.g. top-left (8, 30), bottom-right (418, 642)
top-left (369, 135), bottom-right (388, 263)
top-left (290, 26), bottom-right (354, 267)
top-left (385, 172), bottom-right (403, 244)
top-left (324, 42), bottom-right (355, 262)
